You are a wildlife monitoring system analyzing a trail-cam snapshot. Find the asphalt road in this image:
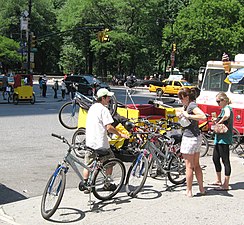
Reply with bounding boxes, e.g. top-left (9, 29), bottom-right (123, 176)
top-left (0, 84), bottom-right (178, 205)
